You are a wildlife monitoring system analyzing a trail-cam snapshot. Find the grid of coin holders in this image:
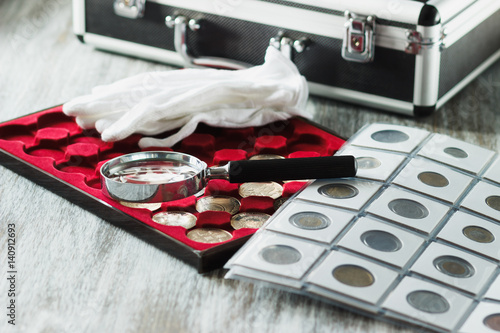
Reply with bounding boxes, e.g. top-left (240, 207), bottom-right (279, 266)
top-left (226, 123), bottom-right (500, 332)
top-left (0, 106), bottom-right (345, 271)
